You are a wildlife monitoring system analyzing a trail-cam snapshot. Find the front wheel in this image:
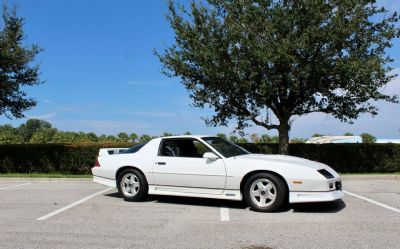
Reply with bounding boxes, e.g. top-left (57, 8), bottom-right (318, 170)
top-left (117, 169), bottom-right (148, 201)
top-left (244, 172), bottom-right (287, 212)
